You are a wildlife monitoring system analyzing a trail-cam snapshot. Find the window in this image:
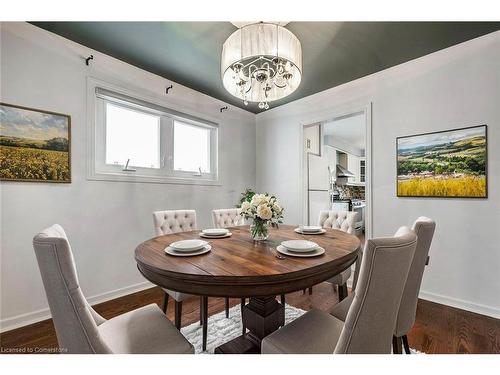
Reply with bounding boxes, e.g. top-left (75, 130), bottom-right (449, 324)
top-left (105, 102), bottom-right (161, 169)
top-left (174, 120), bottom-right (211, 173)
top-left (89, 82), bottom-right (218, 184)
